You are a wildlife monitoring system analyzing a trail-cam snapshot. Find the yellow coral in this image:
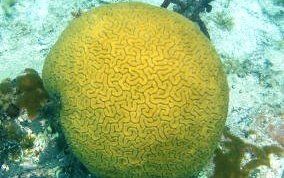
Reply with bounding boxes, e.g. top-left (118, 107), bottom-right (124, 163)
top-left (42, 2), bottom-right (229, 177)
